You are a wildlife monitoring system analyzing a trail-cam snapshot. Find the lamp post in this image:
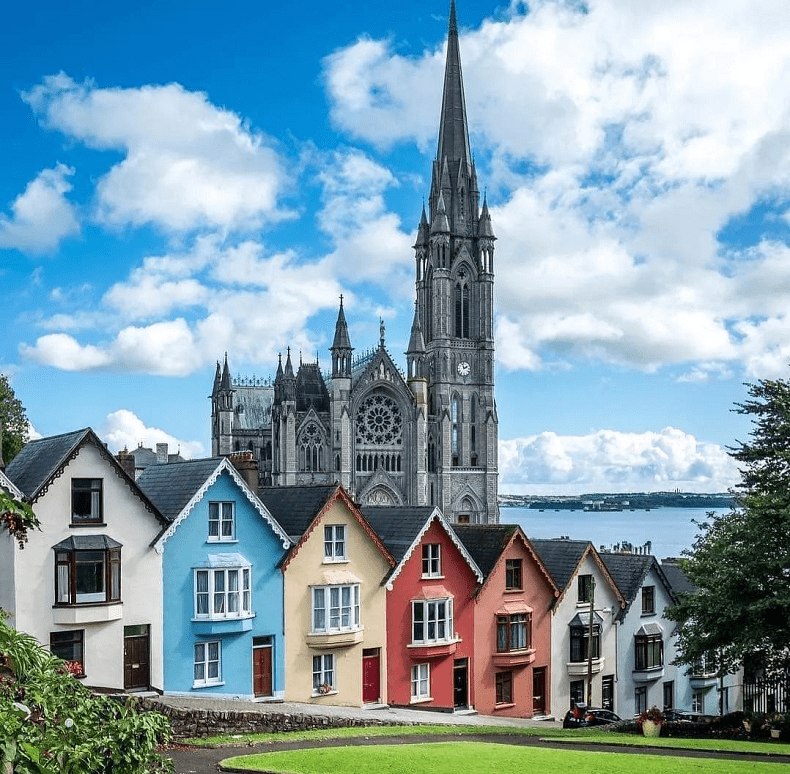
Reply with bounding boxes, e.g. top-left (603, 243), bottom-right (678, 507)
top-left (586, 575), bottom-right (596, 706)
